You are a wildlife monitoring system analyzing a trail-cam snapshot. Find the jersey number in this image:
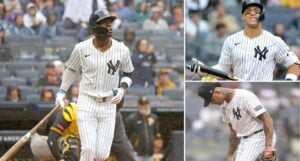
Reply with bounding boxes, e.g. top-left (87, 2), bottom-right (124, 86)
top-left (107, 60), bottom-right (120, 75)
